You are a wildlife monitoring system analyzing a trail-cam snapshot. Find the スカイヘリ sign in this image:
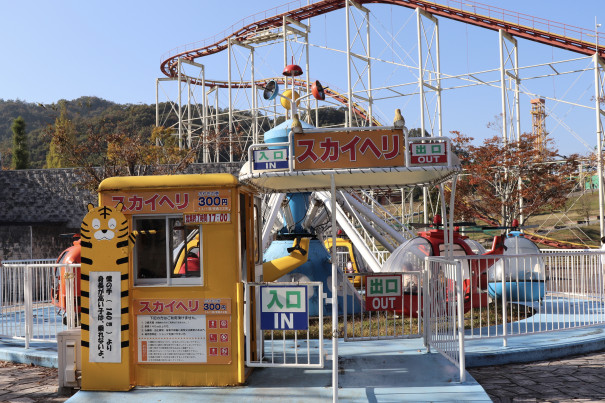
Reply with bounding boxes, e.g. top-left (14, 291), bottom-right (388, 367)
top-left (102, 189), bottom-right (231, 215)
top-left (293, 129), bottom-right (404, 170)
